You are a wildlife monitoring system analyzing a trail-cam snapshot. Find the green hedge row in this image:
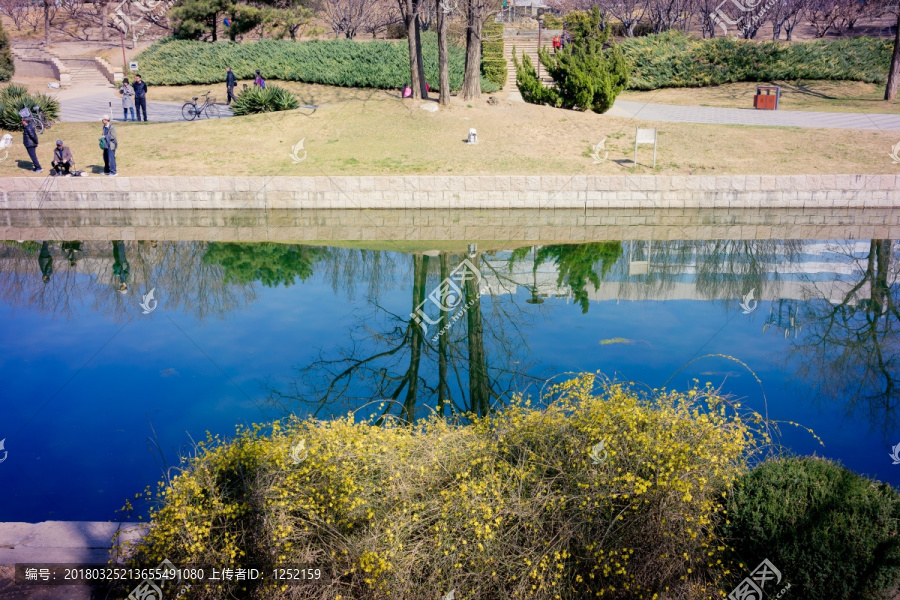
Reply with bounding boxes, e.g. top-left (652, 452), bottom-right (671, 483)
top-left (481, 20), bottom-right (506, 90)
top-left (620, 30), bottom-right (894, 90)
top-left (135, 33), bottom-right (500, 92)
